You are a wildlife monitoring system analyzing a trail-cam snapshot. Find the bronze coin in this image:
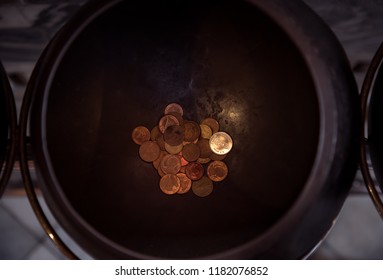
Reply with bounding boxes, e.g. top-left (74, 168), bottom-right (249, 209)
top-left (192, 176), bottom-right (213, 197)
top-left (185, 162), bottom-right (204, 181)
top-left (132, 126), bottom-right (150, 145)
top-left (197, 139), bottom-right (213, 158)
top-left (158, 165), bottom-right (166, 177)
top-left (201, 118), bottom-right (220, 134)
top-left (160, 154), bottom-right (181, 175)
top-left (159, 114), bottom-right (180, 133)
top-left (168, 111), bottom-right (184, 126)
top-left (183, 121), bottom-right (201, 142)
top-left (199, 124), bottom-right (212, 139)
top-left (160, 174), bottom-right (181, 195)
top-left (182, 143), bottom-right (200, 162)
top-left (150, 125), bottom-right (162, 141)
top-left (156, 135), bottom-right (166, 151)
top-left (165, 142), bottom-right (183, 154)
top-left (139, 141), bottom-right (160, 162)
top-left (164, 103), bottom-right (184, 116)
top-left (197, 157), bottom-right (211, 164)
top-left (163, 125), bottom-right (185, 146)
top-left (176, 173), bottom-right (192, 194)
top-left (179, 166), bottom-right (186, 173)
top-left (178, 154), bottom-right (189, 167)
top-left (207, 160), bottom-right (228, 182)
top-left (153, 150), bottom-right (168, 170)
top-left (210, 152), bottom-right (227, 161)
top-left (209, 131), bottom-right (233, 155)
